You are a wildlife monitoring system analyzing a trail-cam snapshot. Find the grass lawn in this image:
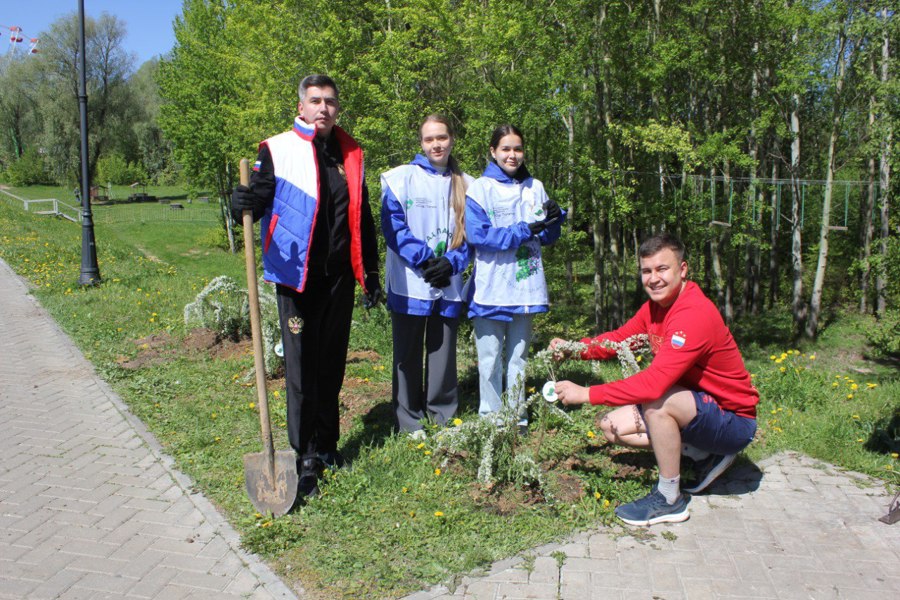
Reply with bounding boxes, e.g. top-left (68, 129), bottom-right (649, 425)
top-left (1, 197), bottom-right (897, 599)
